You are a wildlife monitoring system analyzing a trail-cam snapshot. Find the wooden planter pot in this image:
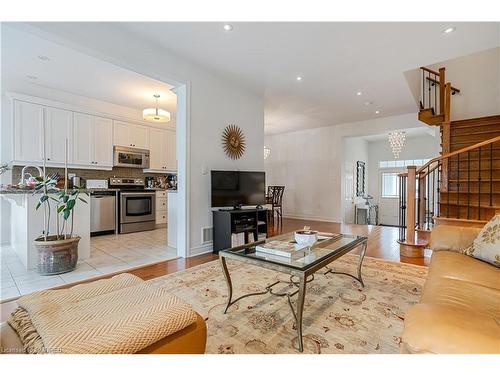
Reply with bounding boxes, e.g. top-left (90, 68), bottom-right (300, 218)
top-left (34, 236), bottom-right (80, 275)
